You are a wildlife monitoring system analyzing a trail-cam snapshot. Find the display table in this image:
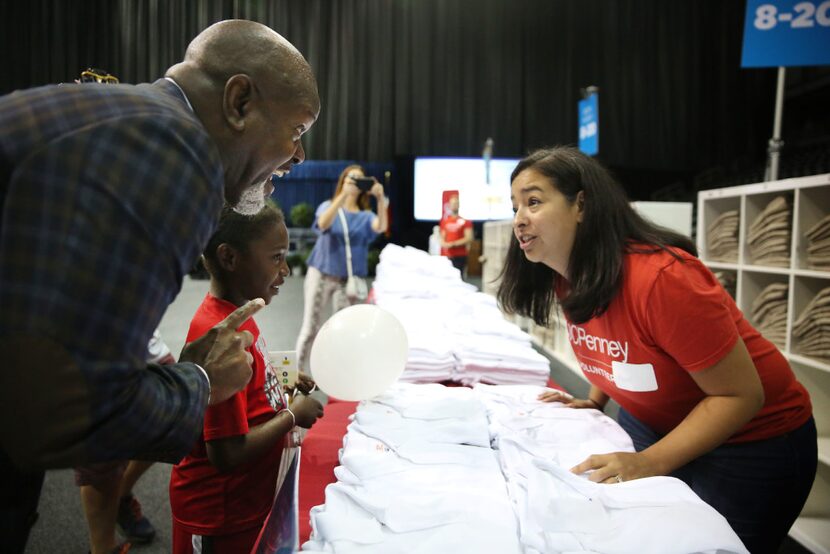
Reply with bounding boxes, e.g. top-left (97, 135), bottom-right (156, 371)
top-left (297, 382), bottom-right (747, 554)
top-left (299, 399), bottom-right (359, 543)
